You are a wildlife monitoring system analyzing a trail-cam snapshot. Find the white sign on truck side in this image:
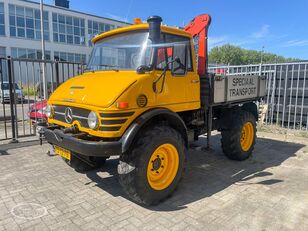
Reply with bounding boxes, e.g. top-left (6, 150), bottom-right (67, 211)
top-left (213, 75), bottom-right (265, 104)
top-left (227, 76), bottom-right (258, 101)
